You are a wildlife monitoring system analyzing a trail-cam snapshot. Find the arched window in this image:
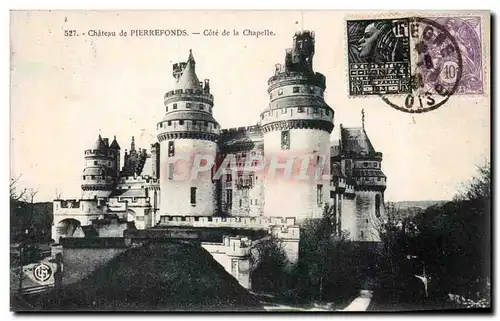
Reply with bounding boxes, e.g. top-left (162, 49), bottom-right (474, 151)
top-left (375, 194), bottom-right (381, 218)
